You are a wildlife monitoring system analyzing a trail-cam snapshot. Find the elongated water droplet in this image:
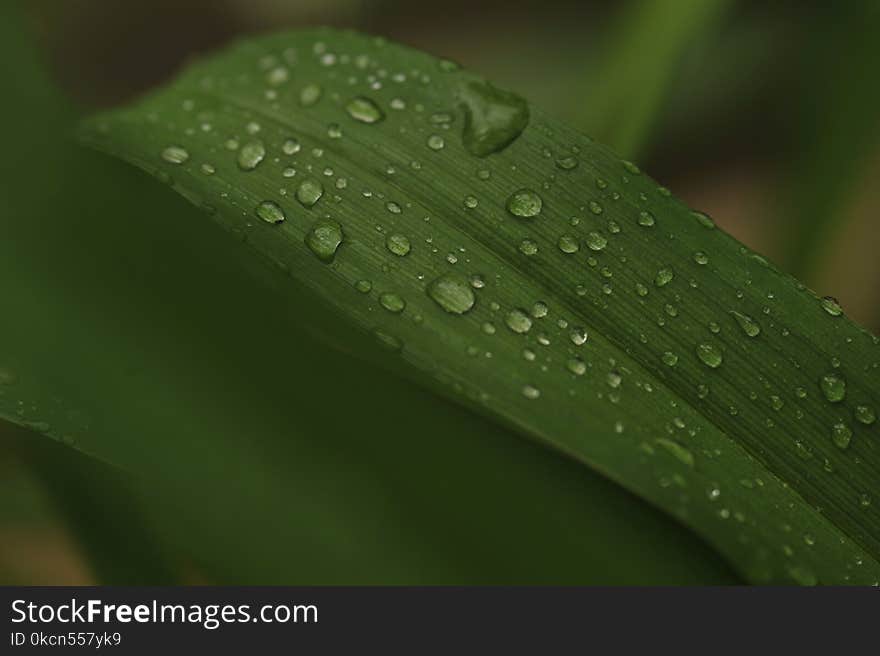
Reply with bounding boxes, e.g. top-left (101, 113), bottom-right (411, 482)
top-left (427, 274), bottom-right (475, 314)
top-left (346, 96), bottom-right (384, 124)
top-left (237, 140), bottom-right (266, 171)
top-left (305, 219), bottom-right (343, 262)
top-left (821, 296), bottom-right (843, 316)
top-left (296, 179), bottom-right (324, 207)
top-left (506, 189), bottom-right (542, 218)
top-left (161, 145), bottom-right (189, 164)
top-left (459, 81), bottom-right (529, 157)
top-left (820, 373), bottom-right (846, 403)
top-left (691, 210), bottom-right (715, 229)
top-left (255, 200), bottom-right (286, 225)
top-left (696, 343), bottom-right (723, 368)
top-left (831, 422), bottom-right (852, 449)
top-left (655, 438), bottom-right (694, 467)
top-left (386, 233), bottom-right (411, 256)
top-left (555, 156), bottom-right (578, 170)
top-left (566, 357), bottom-right (586, 376)
top-left (731, 311), bottom-right (761, 337)
top-left (521, 384), bottom-right (541, 399)
top-left (505, 308), bottom-right (532, 334)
